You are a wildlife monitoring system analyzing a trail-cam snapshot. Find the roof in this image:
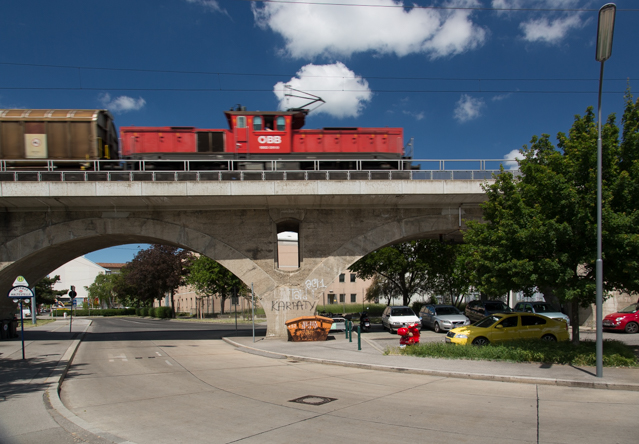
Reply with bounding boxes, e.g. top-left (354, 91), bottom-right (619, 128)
top-left (96, 263), bottom-right (126, 269)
